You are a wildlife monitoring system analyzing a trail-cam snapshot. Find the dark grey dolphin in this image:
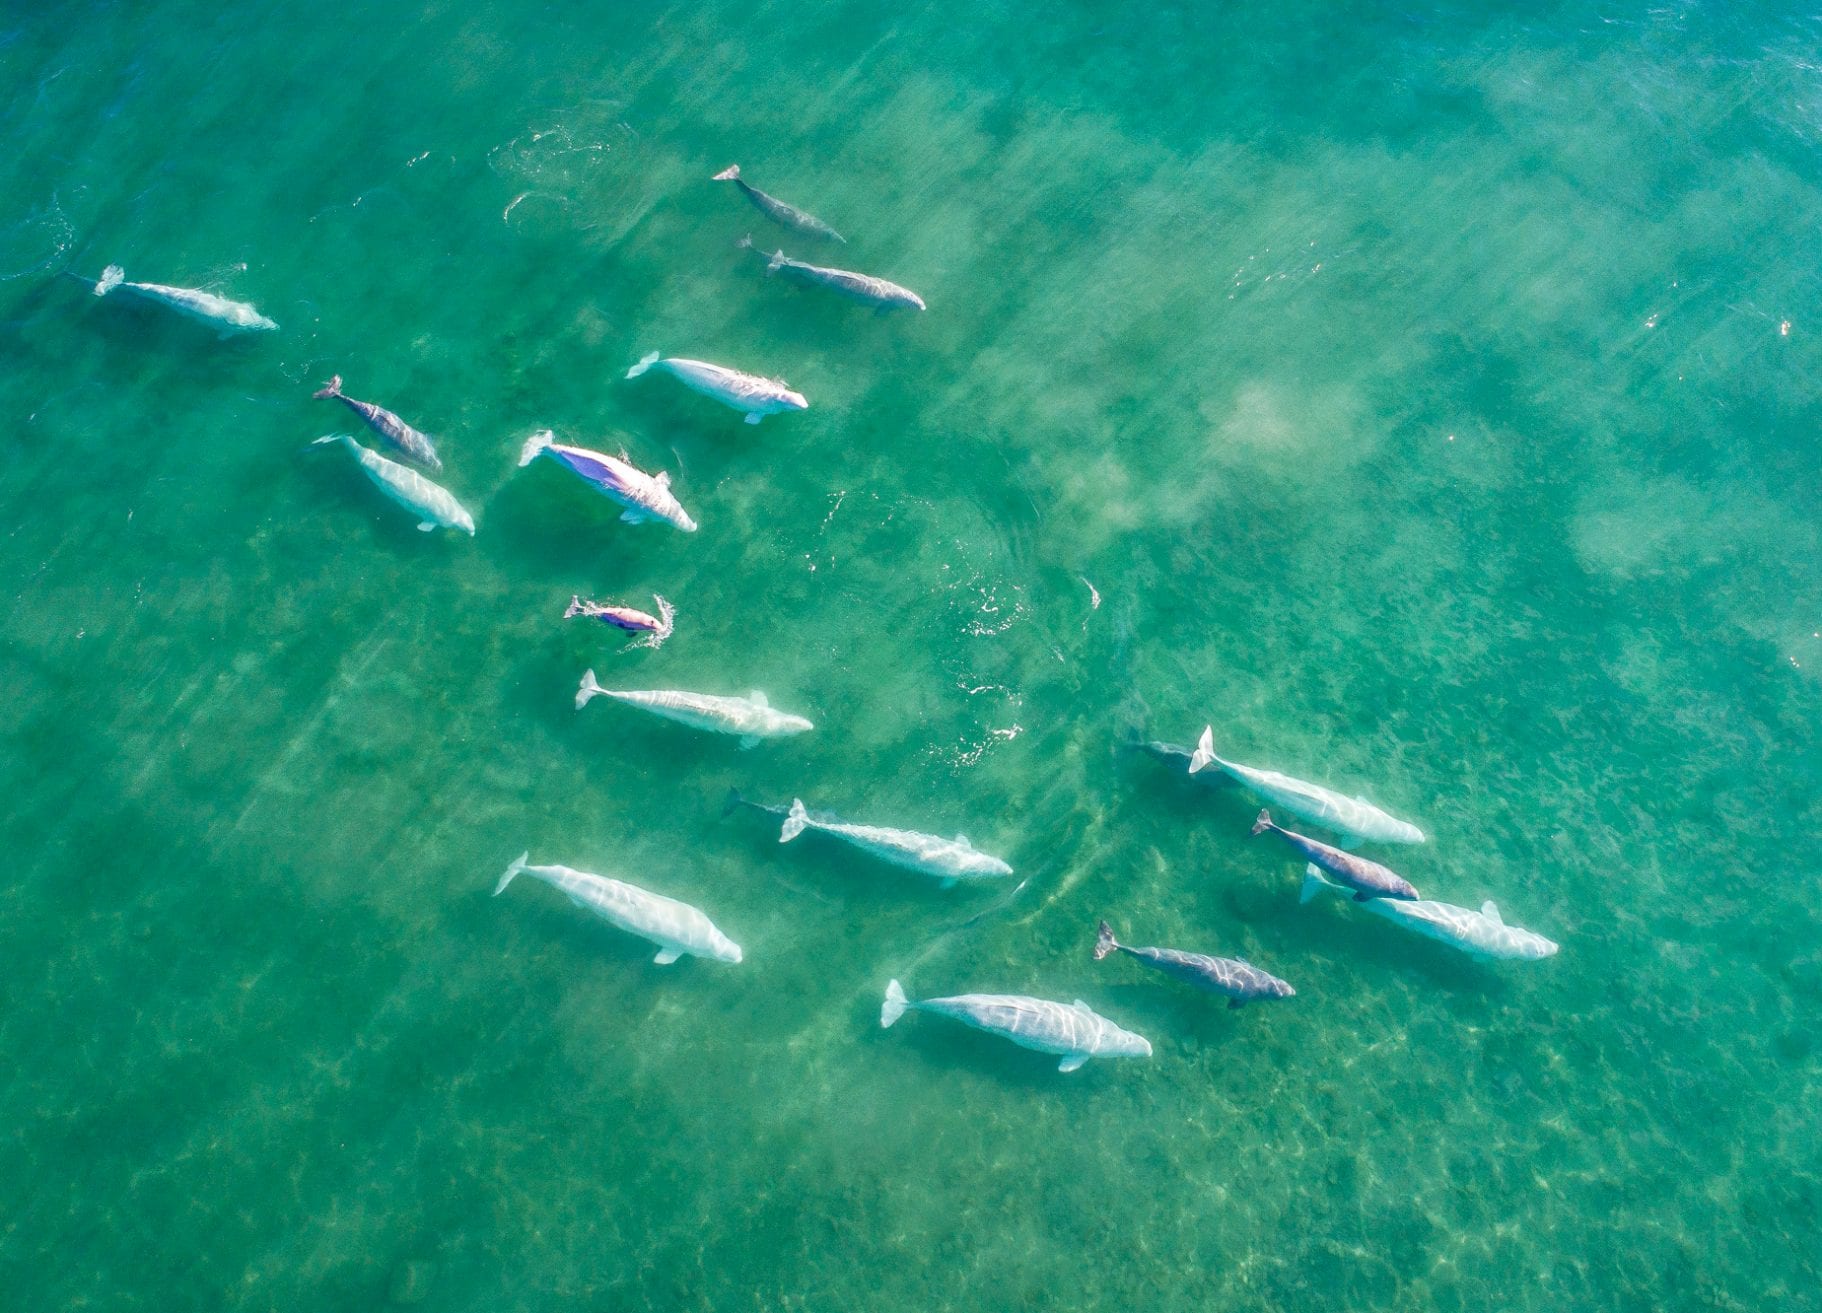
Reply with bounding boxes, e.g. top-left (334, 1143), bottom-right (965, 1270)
top-left (314, 375), bottom-right (441, 470)
top-left (712, 165), bottom-right (845, 242)
top-left (1094, 922), bottom-right (1294, 1008)
top-left (738, 236), bottom-right (924, 312)
top-left (1251, 809), bottom-right (1419, 902)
